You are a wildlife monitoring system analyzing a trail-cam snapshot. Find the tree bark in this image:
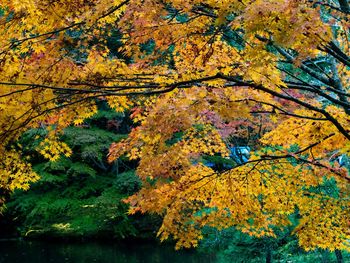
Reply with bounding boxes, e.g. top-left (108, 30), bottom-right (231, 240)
top-left (335, 249), bottom-right (343, 263)
top-left (266, 247), bottom-right (272, 263)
